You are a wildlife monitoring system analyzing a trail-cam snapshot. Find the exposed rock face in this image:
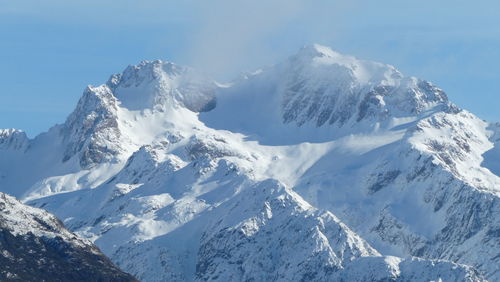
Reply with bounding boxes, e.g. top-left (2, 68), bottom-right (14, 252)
top-left (280, 45), bottom-right (449, 127)
top-left (61, 60), bottom-right (217, 169)
top-left (0, 192), bottom-right (137, 281)
top-left (62, 85), bottom-right (122, 169)
top-left (195, 180), bottom-right (380, 281)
